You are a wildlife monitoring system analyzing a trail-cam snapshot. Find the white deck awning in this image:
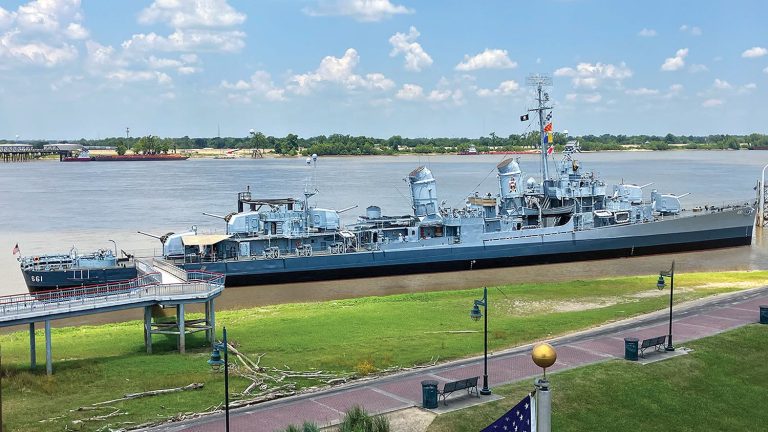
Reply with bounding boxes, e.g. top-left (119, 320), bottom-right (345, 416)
top-left (181, 234), bottom-right (231, 246)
